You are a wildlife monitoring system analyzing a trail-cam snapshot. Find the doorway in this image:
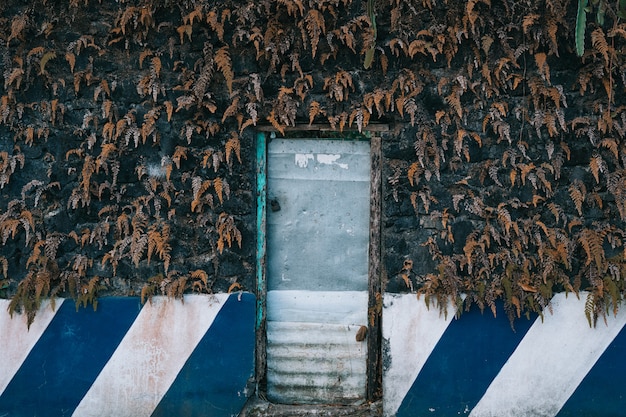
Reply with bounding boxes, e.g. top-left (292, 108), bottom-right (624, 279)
top-left (265, 137), bottom-right (371, 404)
